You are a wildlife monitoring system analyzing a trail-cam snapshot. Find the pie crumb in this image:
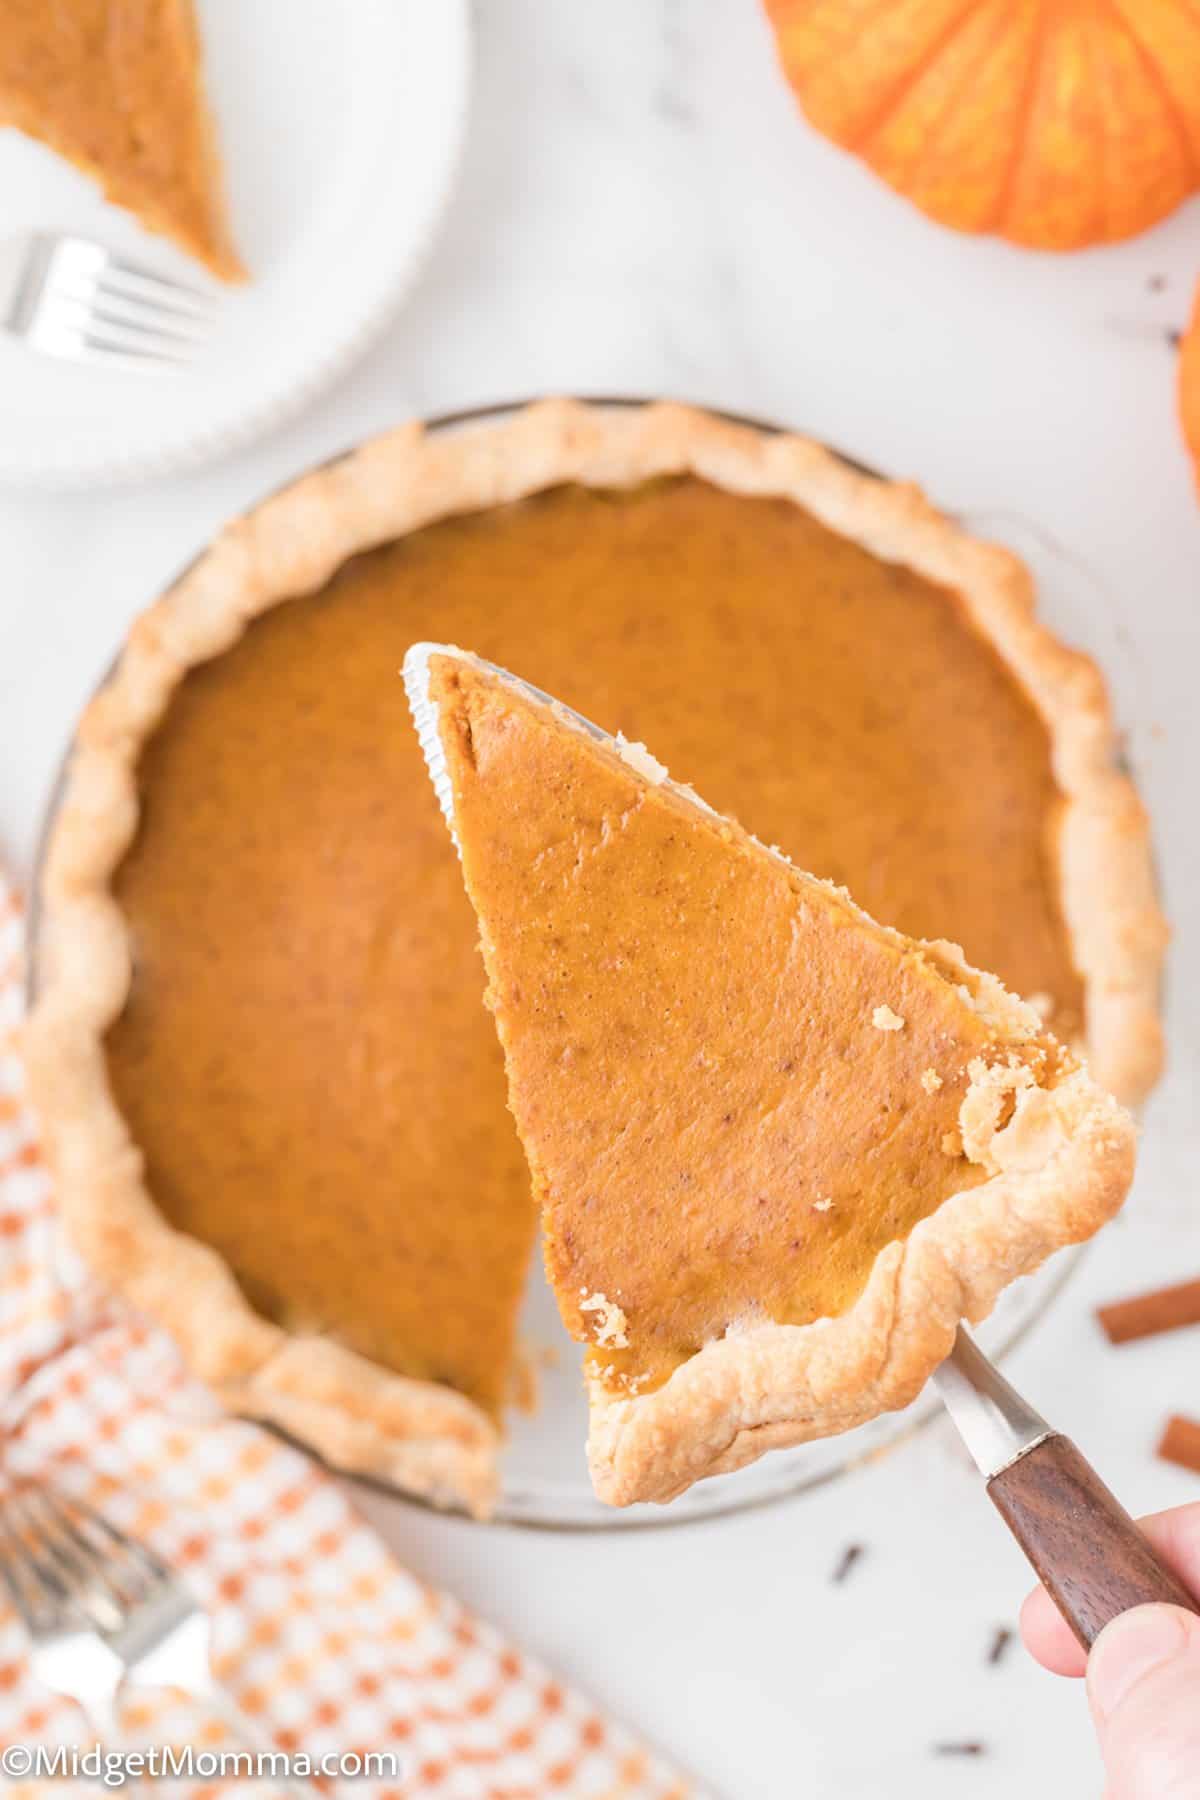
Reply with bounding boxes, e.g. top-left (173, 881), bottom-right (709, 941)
top-left (508, 1345), bottom-right (540, 1414)
top-left (920, 1068), bottom-right (943, 1093)
top-left (872, 1004), bottom-right (905, 1032)
top-left (579, 1288), bottom-right (630, 1349)
top-left (813, 1197), bottom-right (833, 1213)
top-left (507, 1336), bottom-right (565, 1413)
top-left (614, 733), bottom-right (668, 785)
top-left (941, 1129), bottom-right (964, 1158)
top-left (959, 1056), bottom-right (1038, 1163)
